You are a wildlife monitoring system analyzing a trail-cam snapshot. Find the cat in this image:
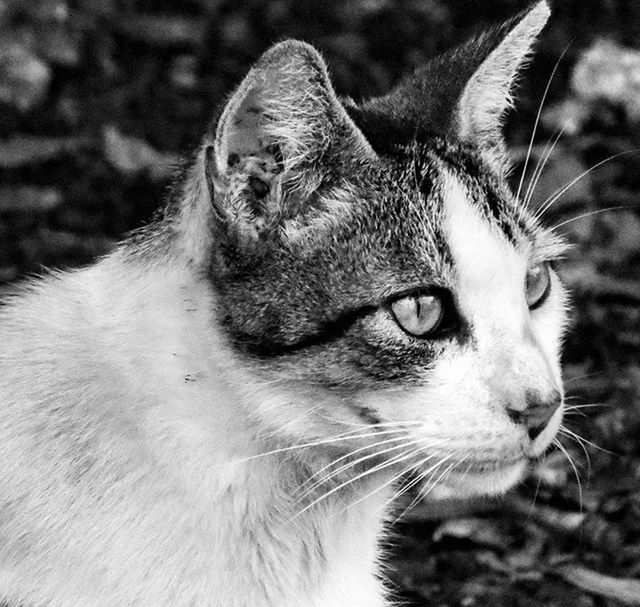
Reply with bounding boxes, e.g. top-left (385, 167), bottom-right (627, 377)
top-left (0, 1), bottom-right (568, 606)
